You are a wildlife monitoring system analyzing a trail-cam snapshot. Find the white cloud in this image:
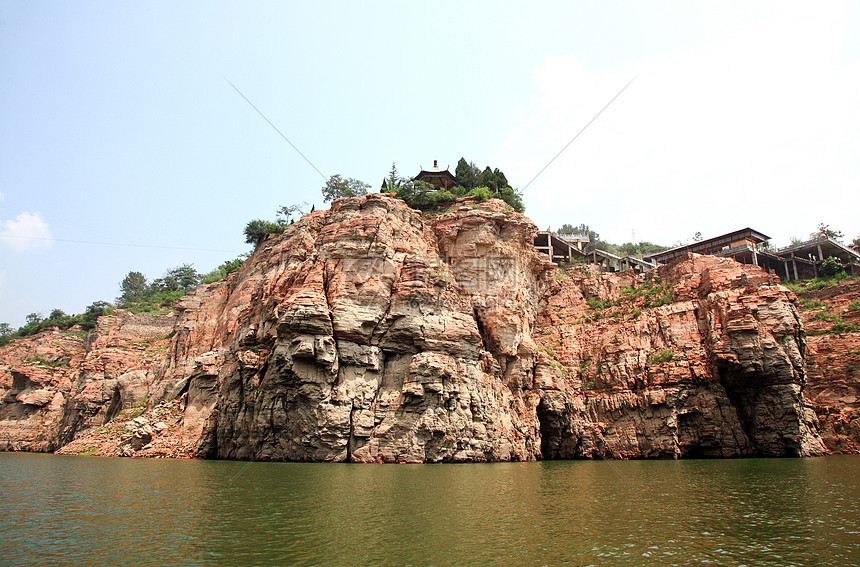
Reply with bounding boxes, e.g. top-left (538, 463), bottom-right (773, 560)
top-left (0, 212), bottom-right (53, 251)
top-left (499, 3), bottom-right (860, 247)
